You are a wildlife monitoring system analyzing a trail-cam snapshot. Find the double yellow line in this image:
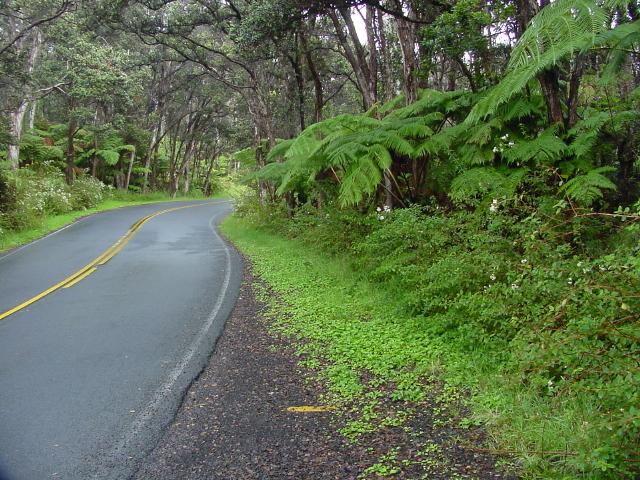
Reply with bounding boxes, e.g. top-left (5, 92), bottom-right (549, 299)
top-left (0, 203), bottom-right (209, 322)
